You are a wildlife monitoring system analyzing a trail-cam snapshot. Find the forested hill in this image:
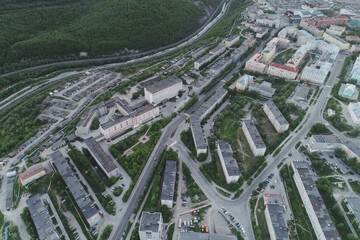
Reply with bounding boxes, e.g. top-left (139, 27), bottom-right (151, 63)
top-left (0, 0), bottom-right (221, 71)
